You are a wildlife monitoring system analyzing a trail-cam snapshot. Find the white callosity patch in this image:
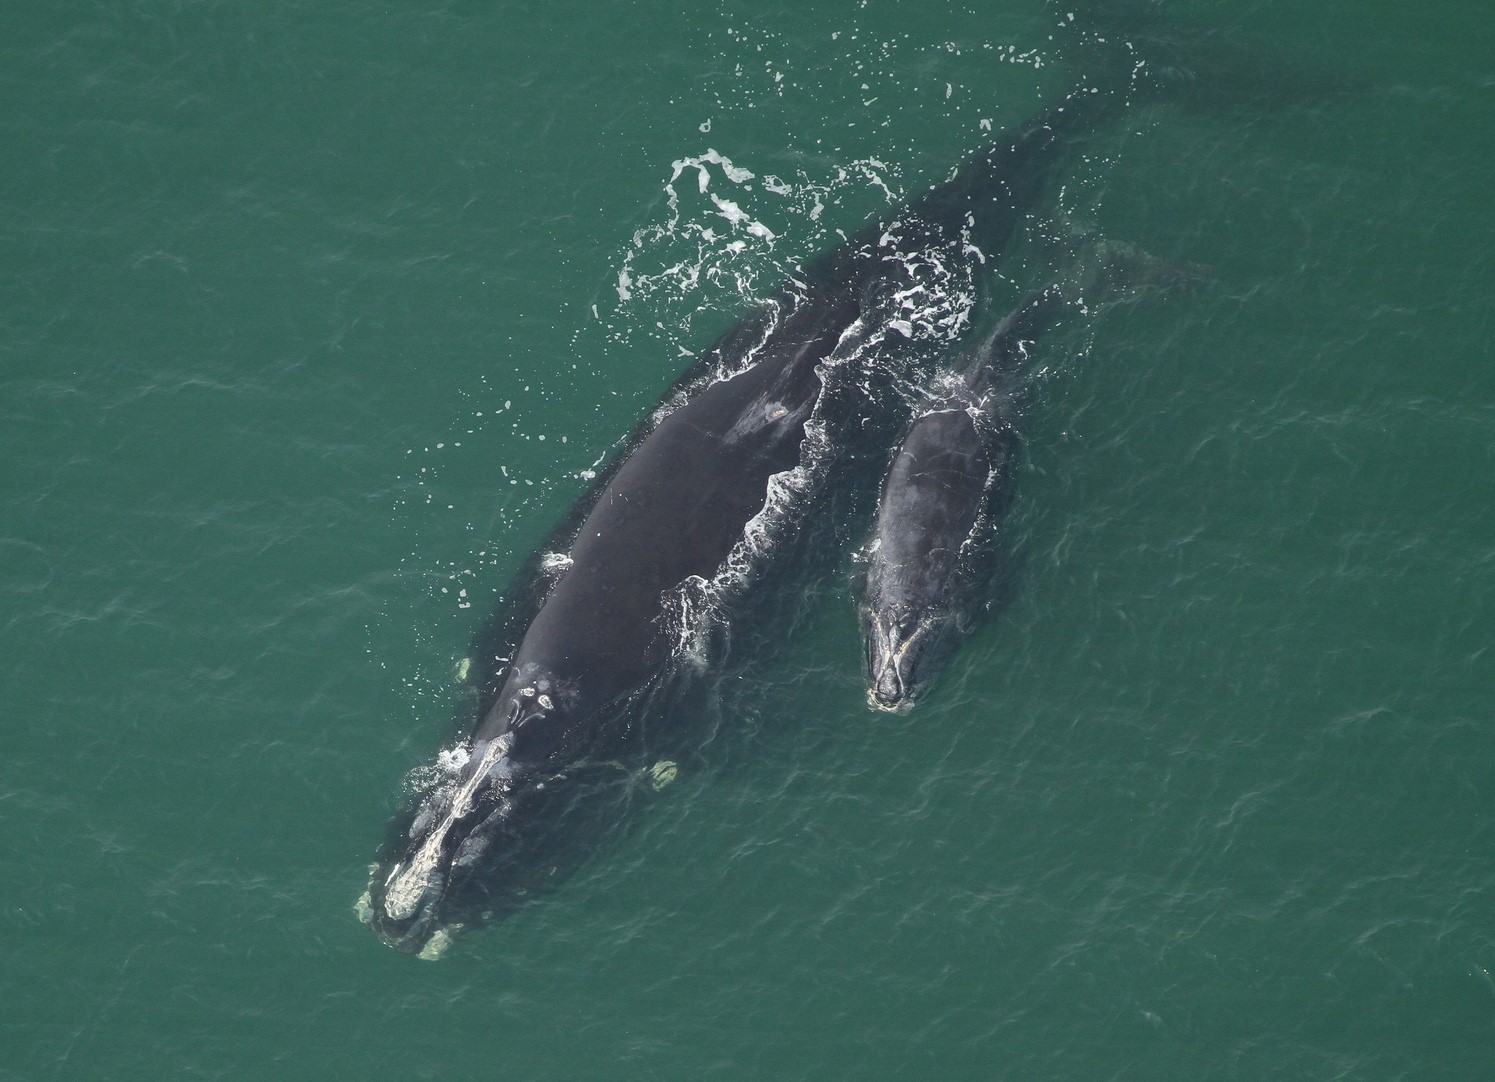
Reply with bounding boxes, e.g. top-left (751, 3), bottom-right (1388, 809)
top-left (416, 926), bottom-right (458, 962)
top-left (648, 761), bottom-right (679, 790)
top-left (382, 735), bottom-right (513, 921)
